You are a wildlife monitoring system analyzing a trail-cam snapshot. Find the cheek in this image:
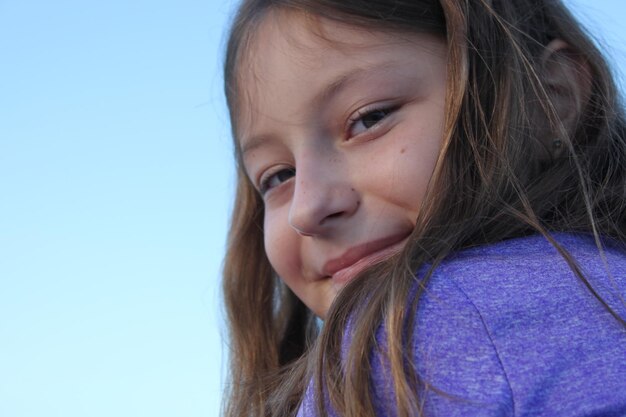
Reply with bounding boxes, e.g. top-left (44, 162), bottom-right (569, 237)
top-left (263, 209), bottom-right (302, 286)
top-left (371, 137), bottom-right (442, 215)
top-left (404, 141), bottom-right (441, 192)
